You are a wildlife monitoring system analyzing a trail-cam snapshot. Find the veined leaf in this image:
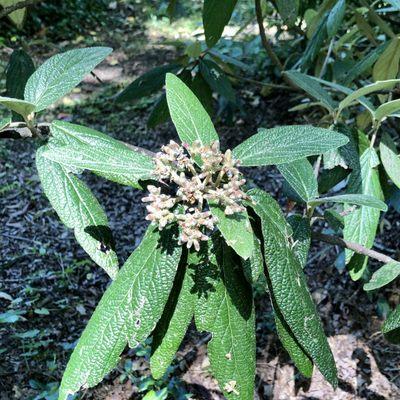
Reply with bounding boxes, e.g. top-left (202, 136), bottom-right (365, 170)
top-left (203, 0), bottom-right (238, 48)
top-left (338, 79), bottom-right (400, 115)
top-left (364, 262), bottom-right (400, 291)
top-left (287, 215), bottom-right (311, 268)
top-left (116, 64), bottom-right (180, 103)
top-left (327, 0), bottom-right (345, 38)
top-left (278, 158), bottom-right (318, 202)
top-left (0, 117), bottom-right (11, 130)
top-left (195, 238), bottom-right (256, 400)
top-left (309, 194), bottom-right (387, 211)
top-left (166, 73), bottom-right (219, 147)
top-left (375, 99), bottom-right (400, 122)
top-left (209, 202), bottom-right (254, 260)
top-left (382, 305), bottom-right (400, 344)
top-left (199, 59), bottom-right (236, 103)
top-left (275, 0), bottom-right (299, 27)
top-left (233, 125), bottom-right (348, 167)
top-left (373, 37), bottom-right (400, 82)
top-left (343, 146), bottom-right (383, 280)
top-left (380, 132), bottom-right (400, 189)
top-left (248, 189), bottom-right (337, 387)
top-left (36, 145), bottom-right (118, 279)
top-left (58, 226), bottom-right (182, 400)
top-left (242, 234), bottom-right (263, 284)
top-left (284, 71), bottom-right (337, 112)
top-left (24, 47), bottom-right (112, 112)
top-left (43, 121), bottom-right (154, 187)
top-left (150, 256), bottom-right (195, 379)
top-left (0, 96), bottom-right (35, 118)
